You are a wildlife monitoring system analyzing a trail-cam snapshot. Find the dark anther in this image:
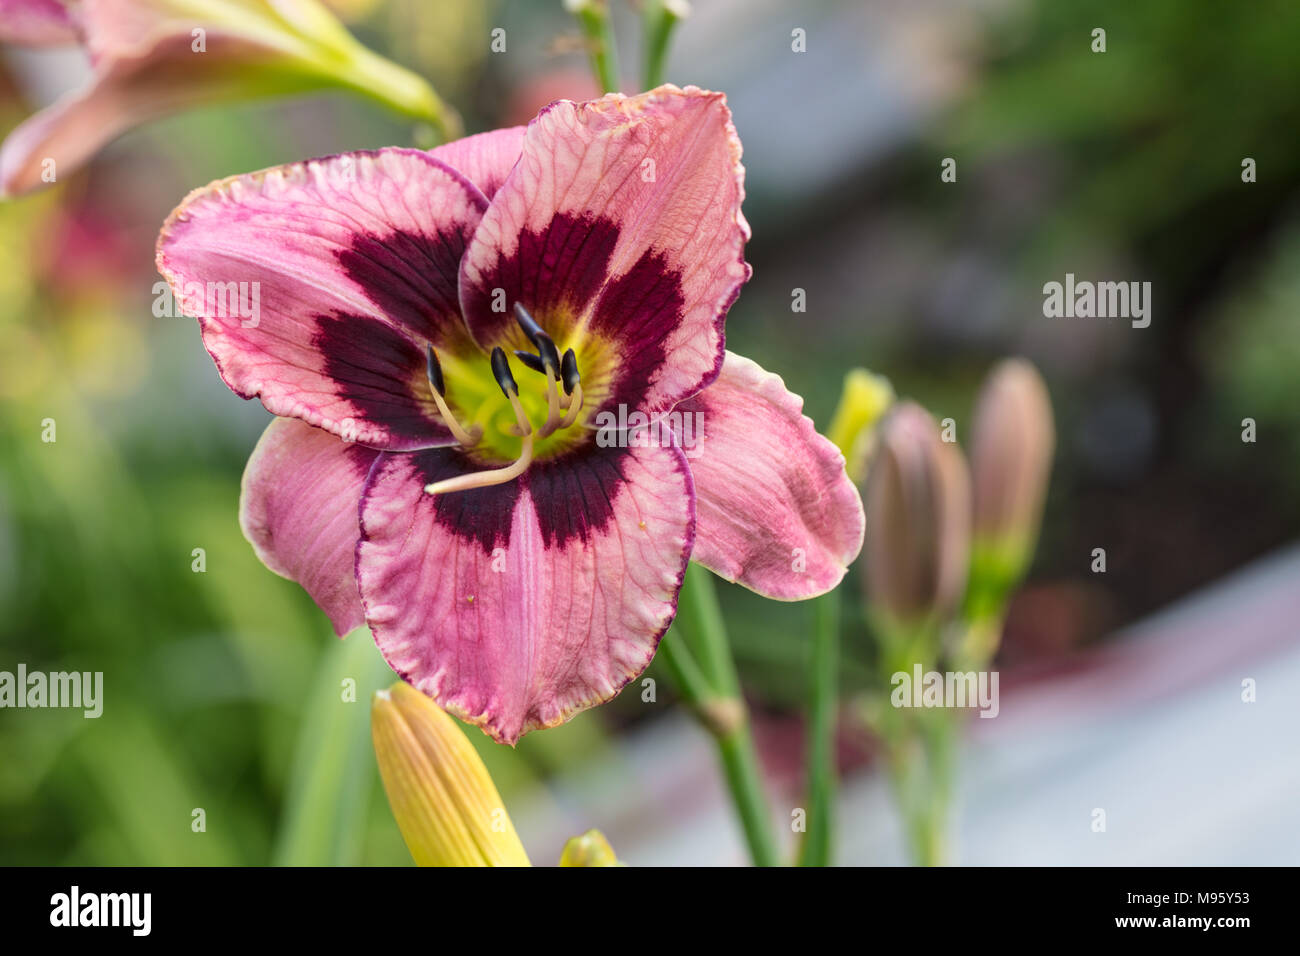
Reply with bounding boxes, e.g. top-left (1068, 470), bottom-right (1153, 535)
top-left (560, 348), bottom-right (580, 395)
top-left (534, 332), bottom-right (561, 379)
top-left (512, 302), bottom-right (544, 344)
top-left (425, 344), bottom-right (446, 397)
top-left (514, 302), bottom-right (560, 379)
top-left (512, 350), bottom-right (546, 375)
top-left (490, 347), bottom-right (518, 397)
